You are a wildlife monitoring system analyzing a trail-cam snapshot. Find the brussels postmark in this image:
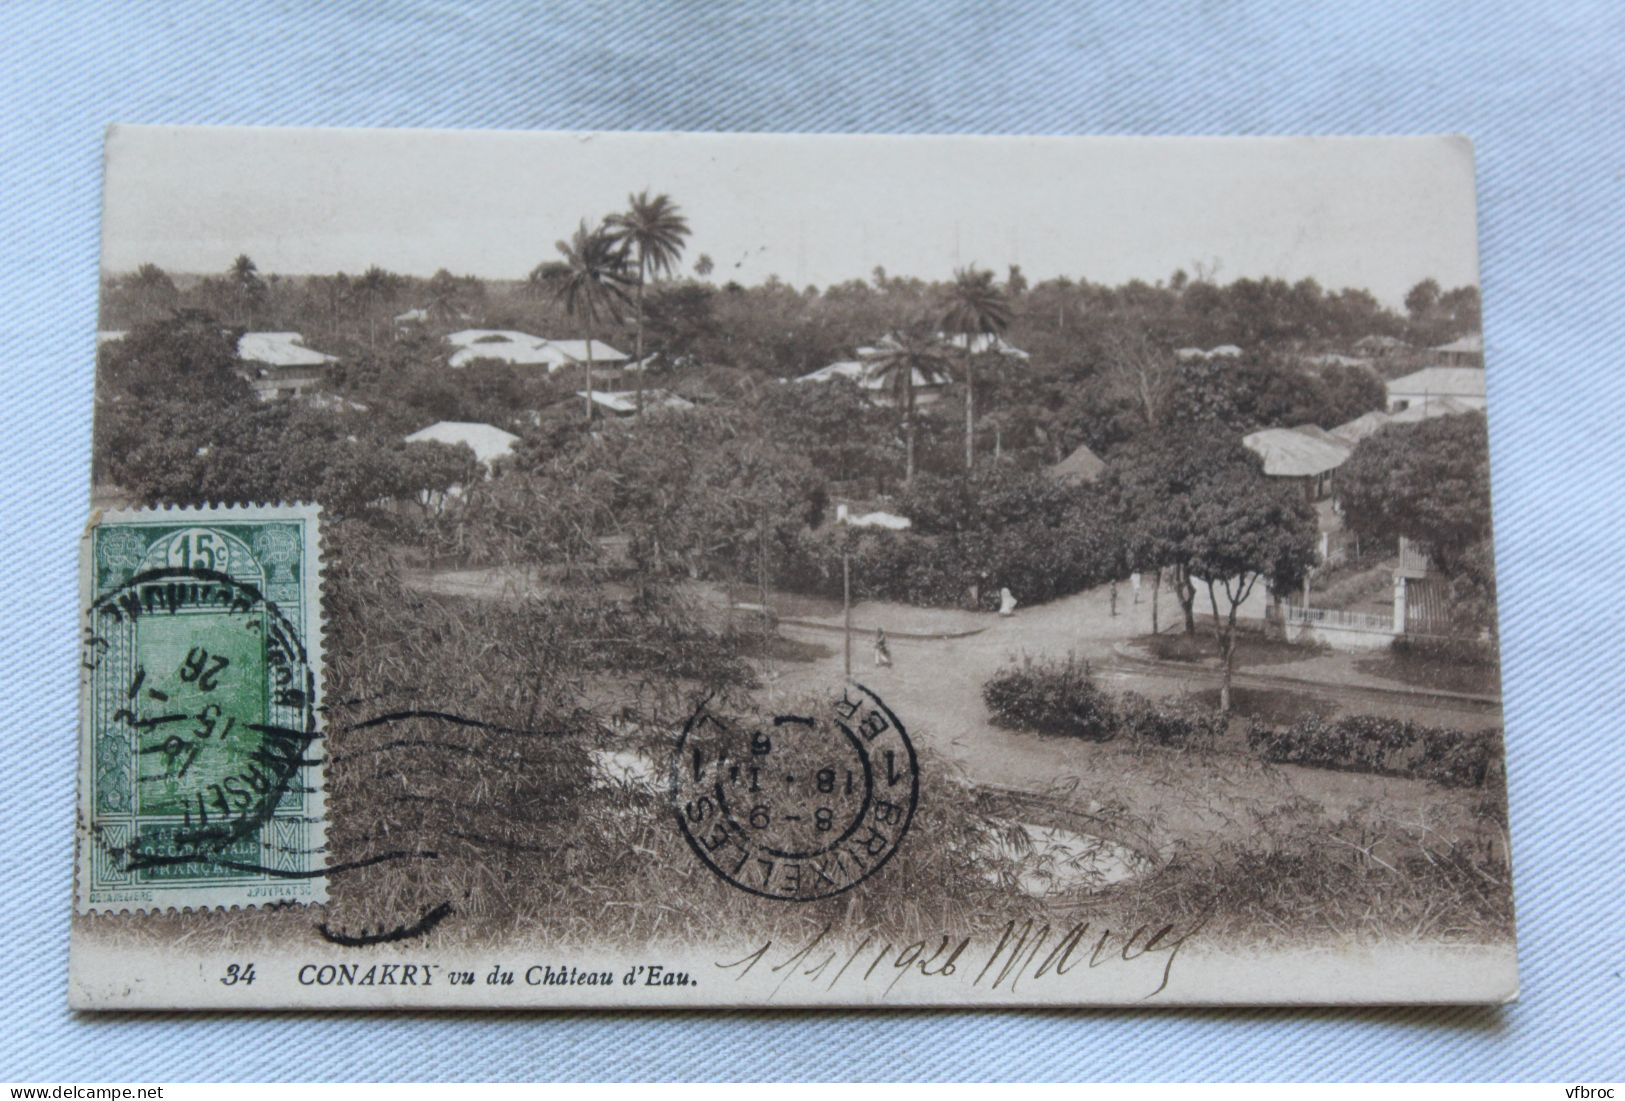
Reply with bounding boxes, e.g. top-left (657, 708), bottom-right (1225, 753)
top-left (672, 684), bottom-right (919, 901)
top-left (76, 503), bottom-right (326, 912)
